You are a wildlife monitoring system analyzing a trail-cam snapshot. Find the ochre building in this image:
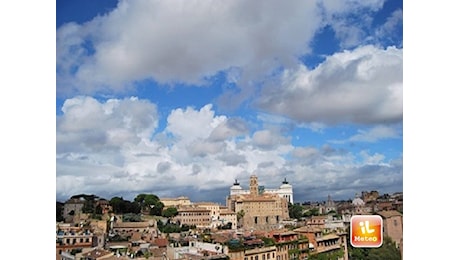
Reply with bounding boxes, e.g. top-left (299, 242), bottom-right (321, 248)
top-left (226, 175), bottom-right (289, 231)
